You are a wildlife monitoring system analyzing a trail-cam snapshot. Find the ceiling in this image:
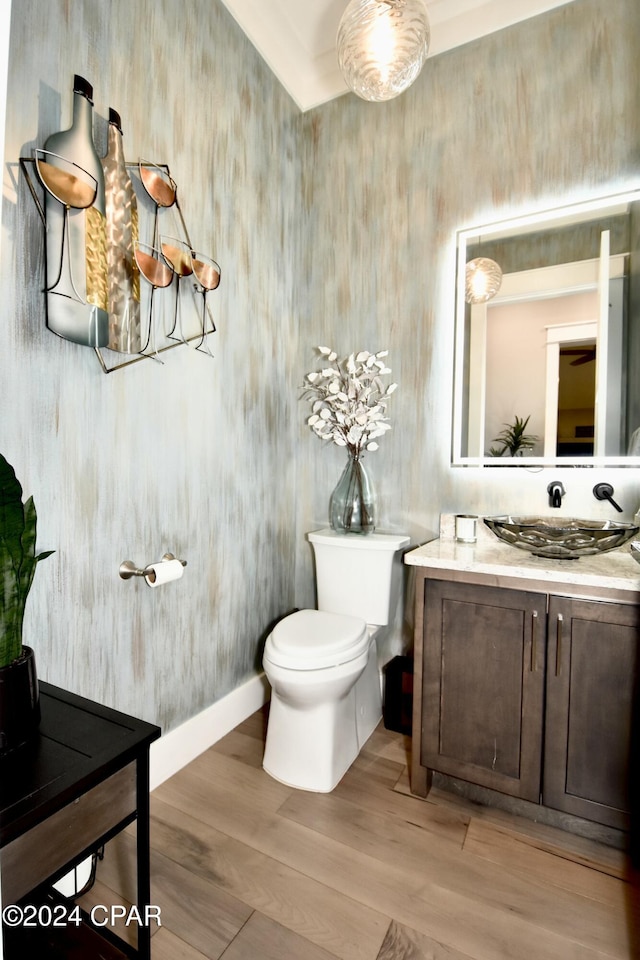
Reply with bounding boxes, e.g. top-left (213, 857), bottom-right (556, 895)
top-left (219, 0), bottom-right (576, 112)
